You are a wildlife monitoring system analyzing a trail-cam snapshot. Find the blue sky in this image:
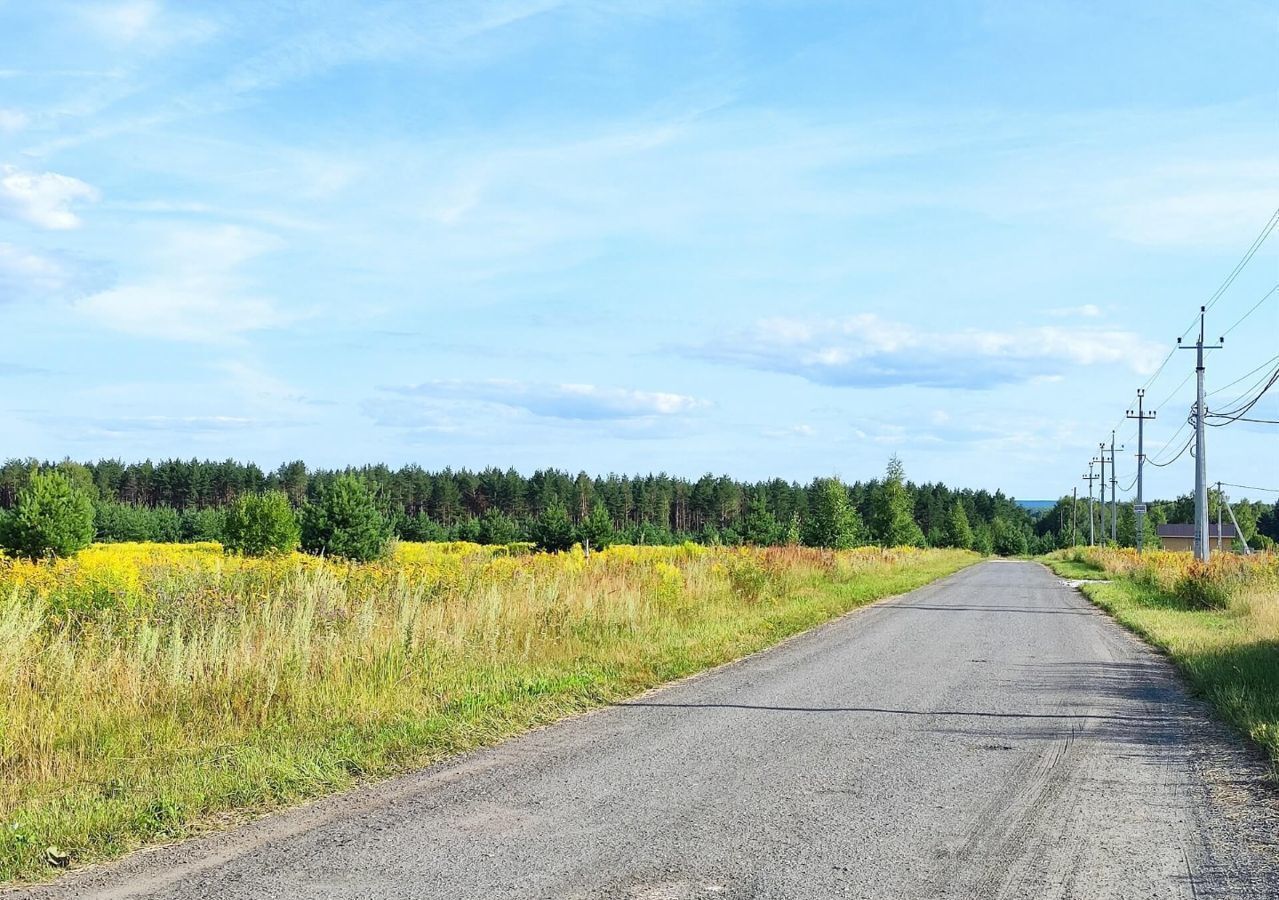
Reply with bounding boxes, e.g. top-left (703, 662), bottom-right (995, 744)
top-left (1, 0), bottom-right (1276, 501)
